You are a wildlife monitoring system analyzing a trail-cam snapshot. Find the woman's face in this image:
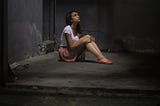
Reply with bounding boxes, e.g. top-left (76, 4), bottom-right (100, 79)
top-left (71, 12), bottom-right (80, 23)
